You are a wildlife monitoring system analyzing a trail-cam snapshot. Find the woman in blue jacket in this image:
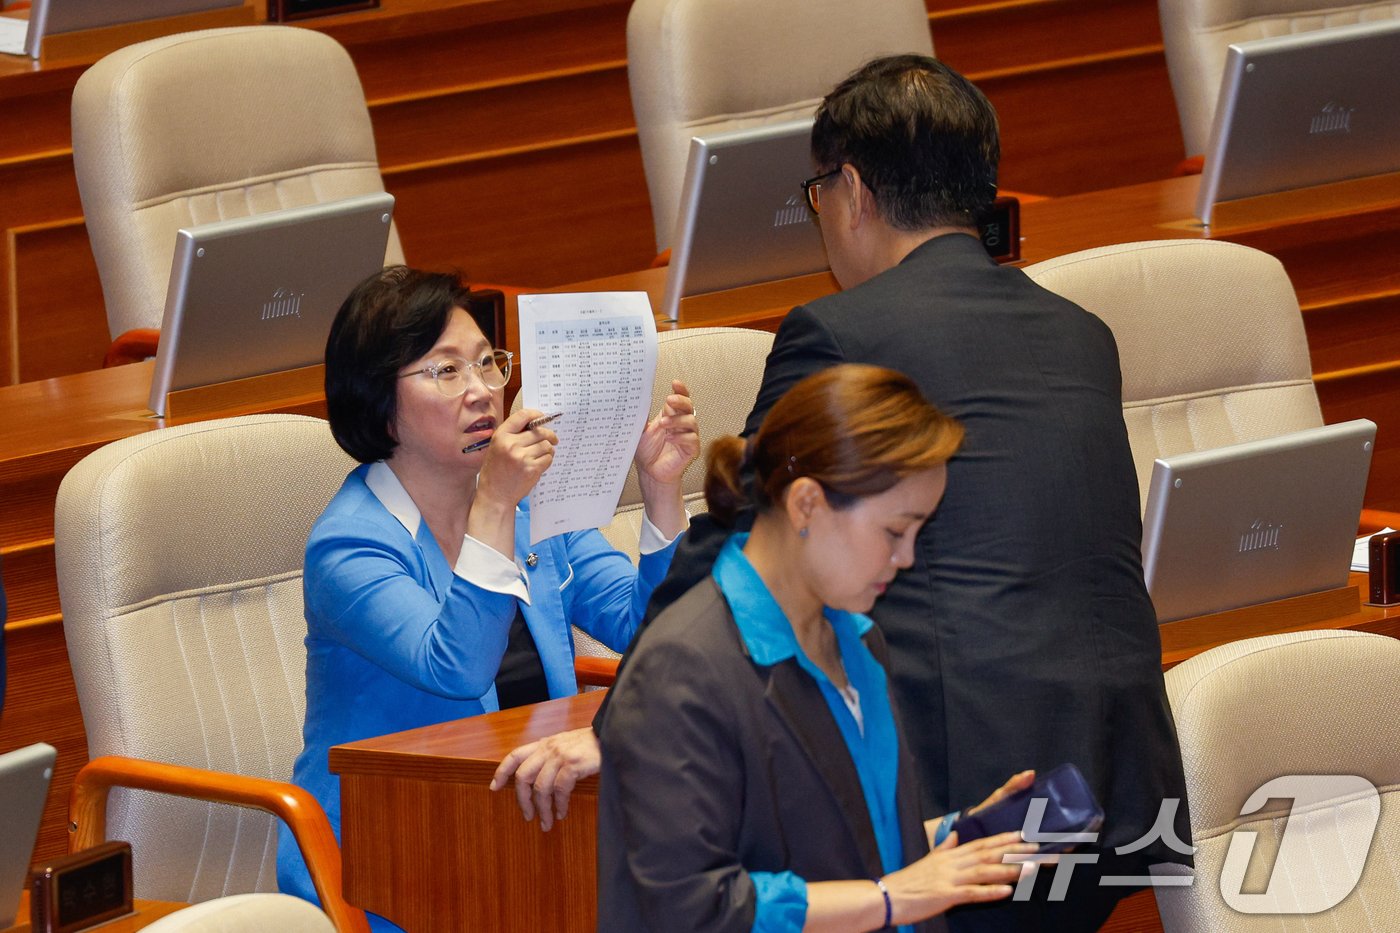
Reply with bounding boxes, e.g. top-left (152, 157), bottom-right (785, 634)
top-left (278, 267), bottom-right (697, 929)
